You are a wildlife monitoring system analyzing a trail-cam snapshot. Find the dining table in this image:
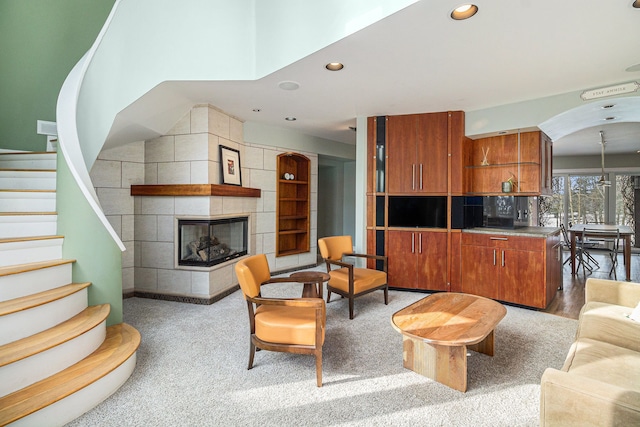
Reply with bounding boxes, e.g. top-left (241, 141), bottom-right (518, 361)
top-left (568, 223), bottom-right (634, 281)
